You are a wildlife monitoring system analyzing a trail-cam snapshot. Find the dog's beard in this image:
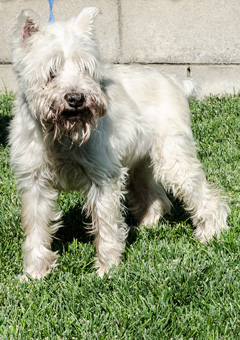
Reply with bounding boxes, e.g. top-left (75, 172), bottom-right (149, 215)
top-left (41, 107), bottom-right (97, 145)
top-left (40, 96), bottom-right (107, 145)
